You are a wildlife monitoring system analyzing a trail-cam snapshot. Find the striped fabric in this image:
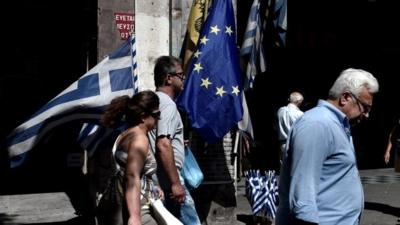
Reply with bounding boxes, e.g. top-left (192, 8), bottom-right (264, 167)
top-left (273, 0), bottom-right (287, 46)
top-left (240, 0), bottom-right (288, 89)
top-left (130, 34), bottom-right (139, 93)
top-left (79, 34), bottom-right (139, 156)
top-left (245, 170), bottom-right (279, 219)
top-left (78, 34), bottom-right (140, 161)
top-left (240, 0), bottom-right (266, 89)
top-left (7, 39), bottom-right (136, 167)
